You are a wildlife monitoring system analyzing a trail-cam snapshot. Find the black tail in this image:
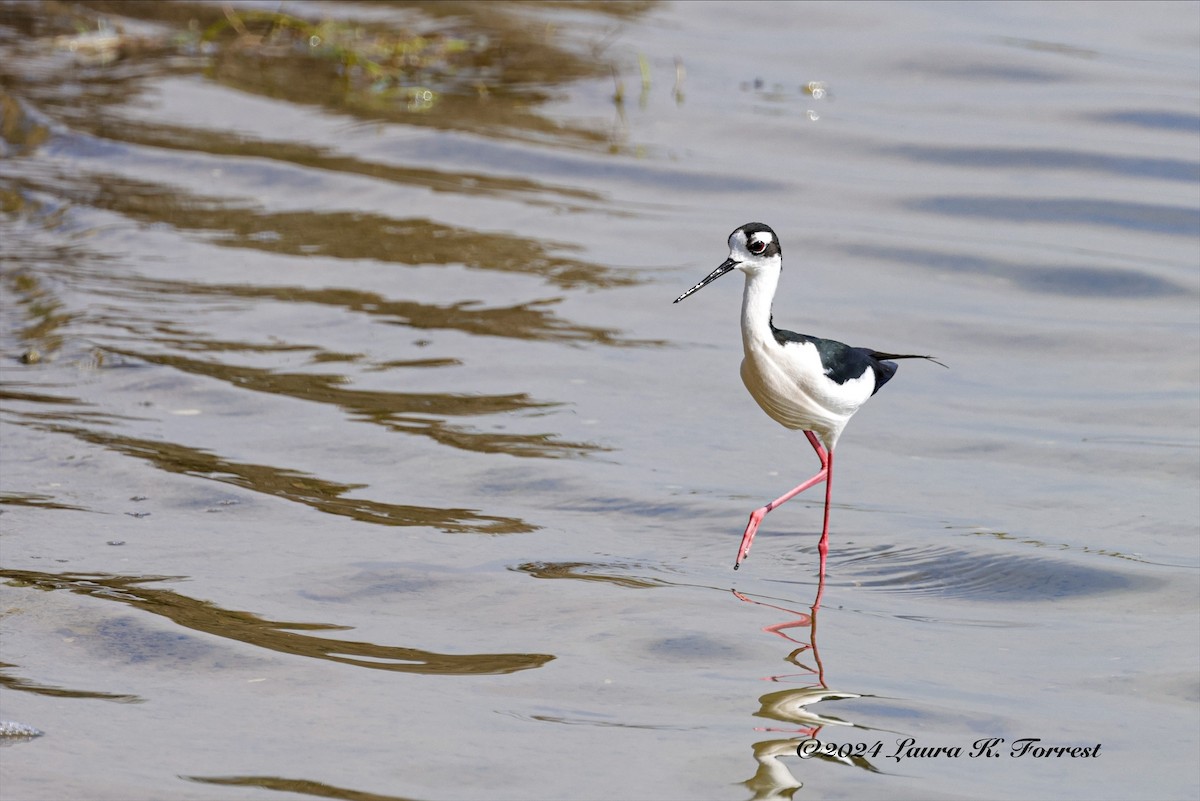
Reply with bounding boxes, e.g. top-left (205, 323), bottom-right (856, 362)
top-left (872, 352), bottom-right (948, 369)
top-left (868, 352), bottom-right (947, 395)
